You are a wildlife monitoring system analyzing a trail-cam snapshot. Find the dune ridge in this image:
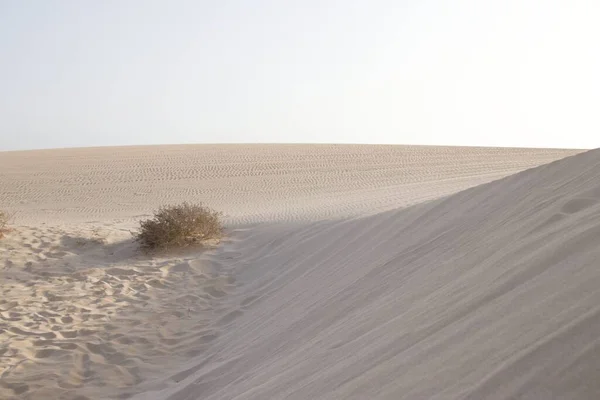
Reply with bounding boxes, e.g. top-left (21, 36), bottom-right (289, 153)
top-left (0, 144), bottom-right (596, 399)
top-left (132, 148), bottom-right (600, 400)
